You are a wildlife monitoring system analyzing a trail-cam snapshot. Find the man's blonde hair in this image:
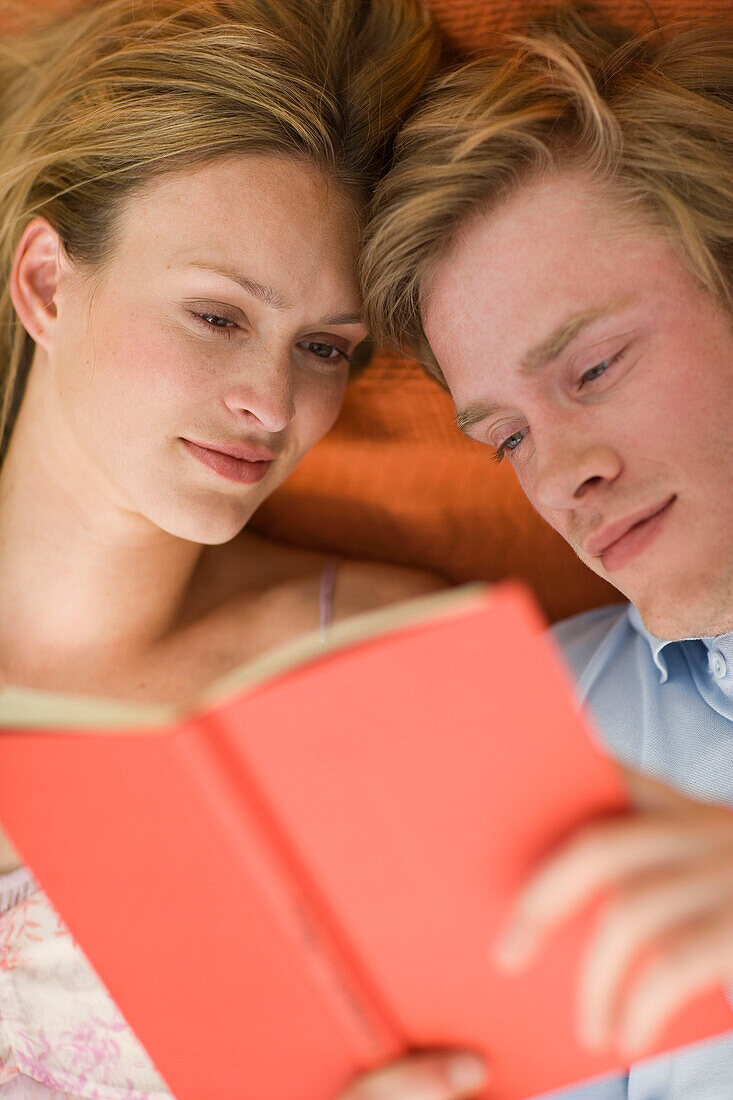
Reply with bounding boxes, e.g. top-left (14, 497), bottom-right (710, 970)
top-left (361, 5), bottom-right (733, 384)
top-left (0, 0), bottom-right (438, 448)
